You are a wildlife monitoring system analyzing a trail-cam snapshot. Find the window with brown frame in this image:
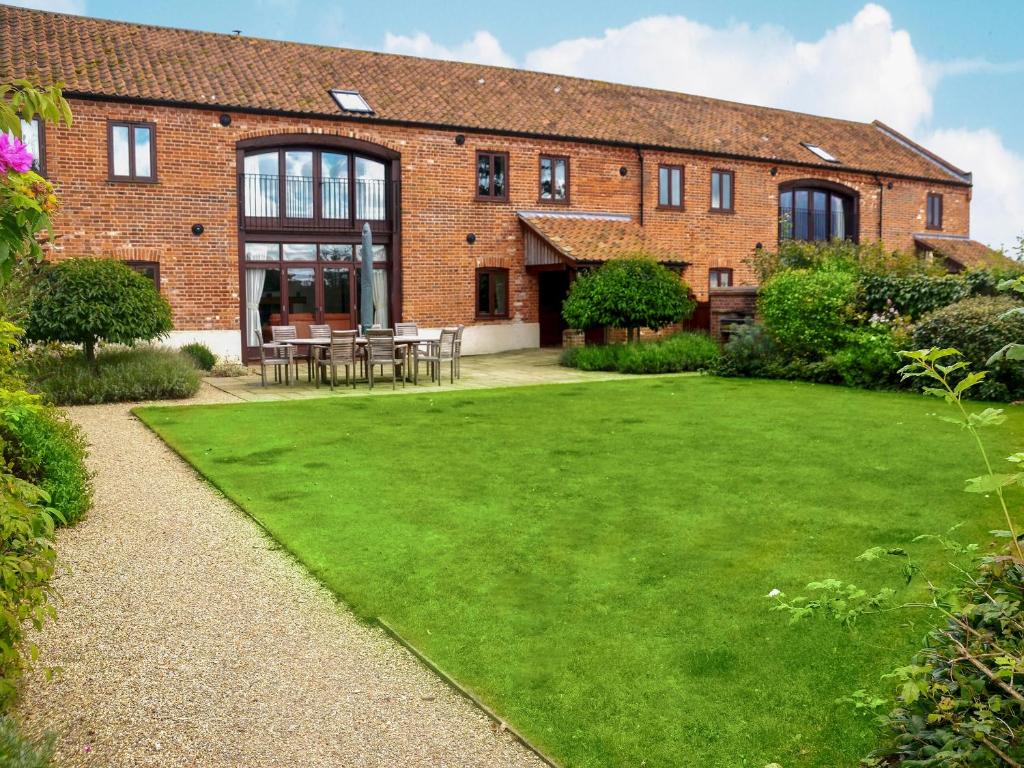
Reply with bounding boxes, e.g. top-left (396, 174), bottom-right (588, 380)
top-left (108, 121), bottom-right (156, 182)
top-left (539, 155), bottom-right (569, 203)
top-left (476, 151), bottom-right (508, 201)
top-left (710, 169), bottom-right (734, 212)
top-left (926, 192), bottom-right (943, 230)
top-left (709, 268), bottom-right (733, 288)
top-left (125, 260), bottom-right (160, 290)
top-left (658, 164), bottom-right (683, 209)
top-left (476, 268), bottom-right (508, 318)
